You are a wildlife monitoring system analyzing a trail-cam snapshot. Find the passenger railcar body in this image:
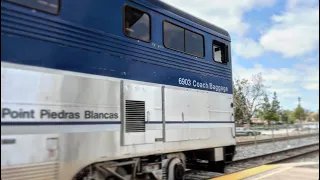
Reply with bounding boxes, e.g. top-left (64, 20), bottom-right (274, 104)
top-left (1, 0), bottom-right (236, 179)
